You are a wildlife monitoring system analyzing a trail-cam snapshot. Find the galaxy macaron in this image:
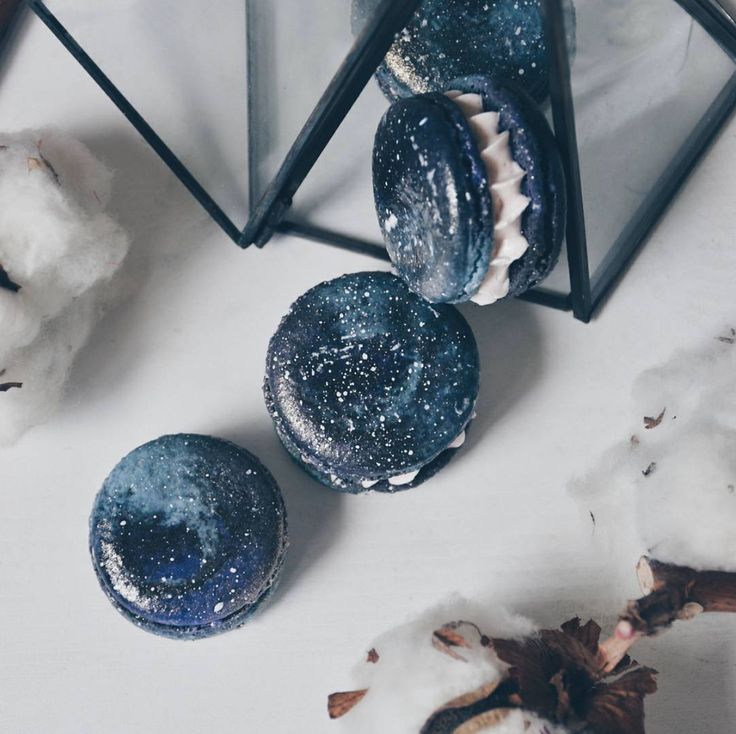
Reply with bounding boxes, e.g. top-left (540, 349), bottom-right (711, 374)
top-left (264, 272), bottom-right (480, 493)
top-left (373, 75), bottom-right (566, 305)
top-left (89, 434), bottom-right (288, 639)
top-left (351, 0), bottom-right (576, 104)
